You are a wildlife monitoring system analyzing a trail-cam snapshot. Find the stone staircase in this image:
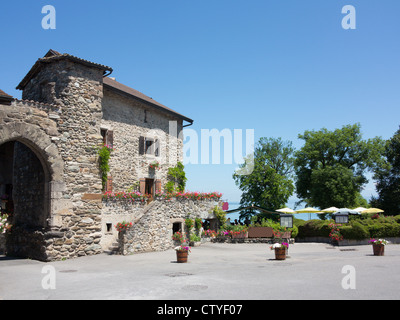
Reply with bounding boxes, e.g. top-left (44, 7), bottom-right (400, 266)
top-left (104, 241), bottom-right (120, 255)
top-left (102, 201), bottom-right (158, 255)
